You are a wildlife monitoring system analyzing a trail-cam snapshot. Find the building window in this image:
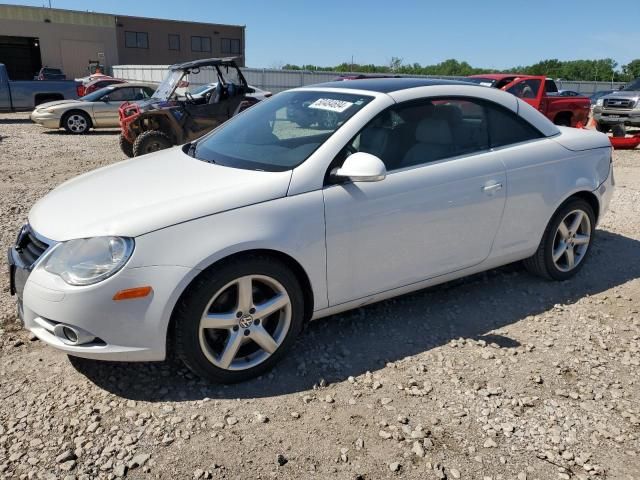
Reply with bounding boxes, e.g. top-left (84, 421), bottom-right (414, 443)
top-left (221, 38), bottom-right (241, 54)
top-left (125, 31), bottom-right (148, 49)
top-left (168, 34), bottom-right (180, 51)
top-left (191, 36), bottom-right (211, 52)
